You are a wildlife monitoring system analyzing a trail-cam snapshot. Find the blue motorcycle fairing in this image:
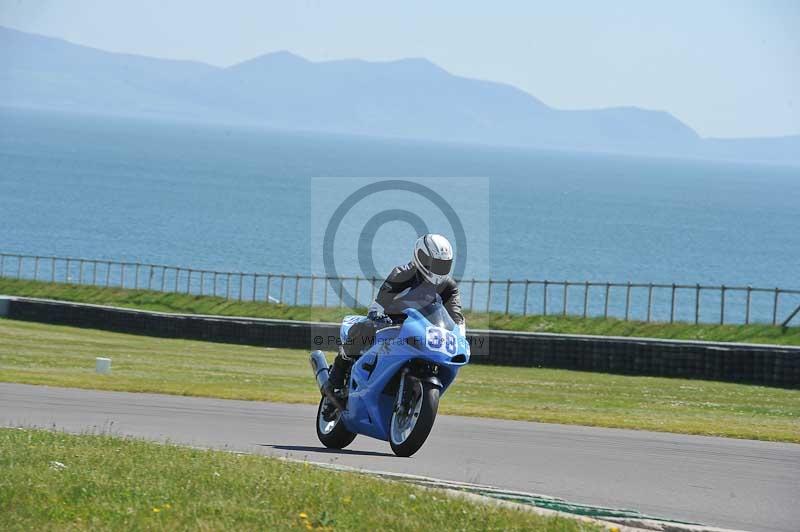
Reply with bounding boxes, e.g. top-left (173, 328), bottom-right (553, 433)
top-left (340, 305), bottom-right (470, 442)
